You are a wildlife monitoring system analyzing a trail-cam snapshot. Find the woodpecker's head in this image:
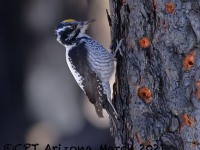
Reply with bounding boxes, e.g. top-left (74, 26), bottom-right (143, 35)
top-left (55, 19), bottom-right (95, 46)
